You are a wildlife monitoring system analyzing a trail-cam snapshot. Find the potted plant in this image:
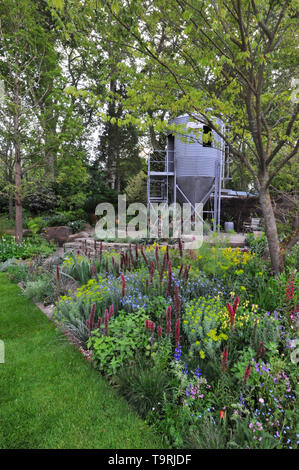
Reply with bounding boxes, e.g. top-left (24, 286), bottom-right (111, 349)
top-left (224, 213), bottom-right (235, 233)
